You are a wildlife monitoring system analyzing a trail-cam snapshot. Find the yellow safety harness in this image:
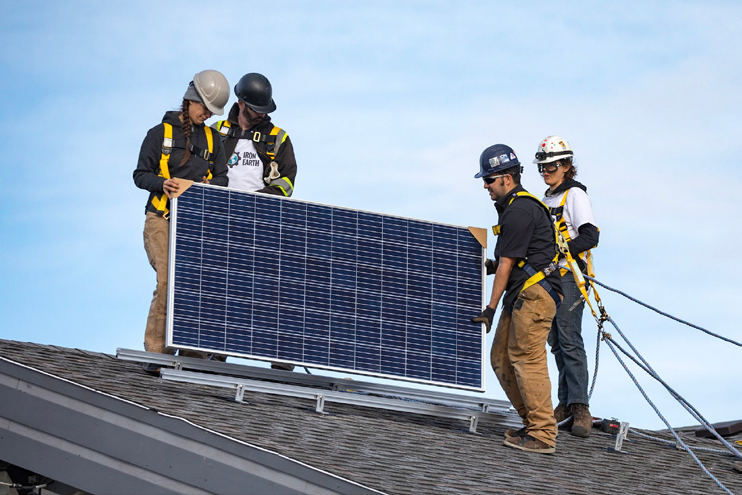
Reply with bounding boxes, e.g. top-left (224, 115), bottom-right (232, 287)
top-left (549, 189), bottom-right (596, 277)
top-left (548, 188), bottom-right (605, 319)
top-left (215, 120), bottom-right (294, 197)
top-left (150, 123), bottom-right (215, 218)
top-left (491, 191), bottom-right (562, 308)
top-left (215, 120), bottom-right (287, 161)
